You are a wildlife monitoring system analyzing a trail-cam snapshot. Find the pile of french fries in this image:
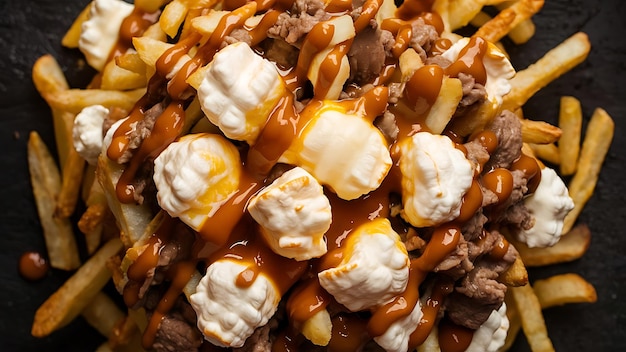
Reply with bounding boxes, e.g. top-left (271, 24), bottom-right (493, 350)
top-left (26, 0), bottom-right (614, 351)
